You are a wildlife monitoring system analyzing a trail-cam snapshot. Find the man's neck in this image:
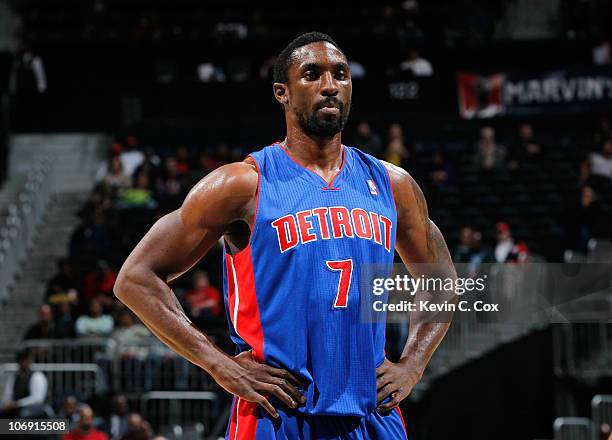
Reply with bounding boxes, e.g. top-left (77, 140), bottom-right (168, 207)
top-left (283, 130), bottom-right (343, 173)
